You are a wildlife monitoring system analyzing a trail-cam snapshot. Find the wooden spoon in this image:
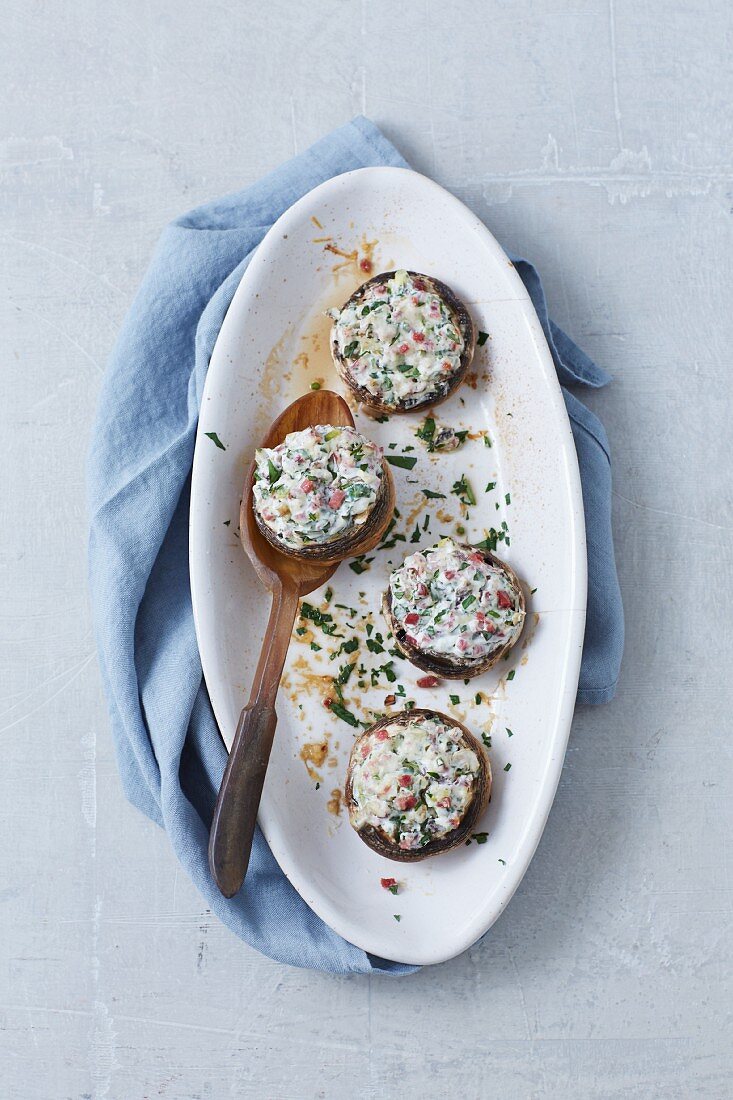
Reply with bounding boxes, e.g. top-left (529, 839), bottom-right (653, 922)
top-left (208, 390), bottom-right (394, 897)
